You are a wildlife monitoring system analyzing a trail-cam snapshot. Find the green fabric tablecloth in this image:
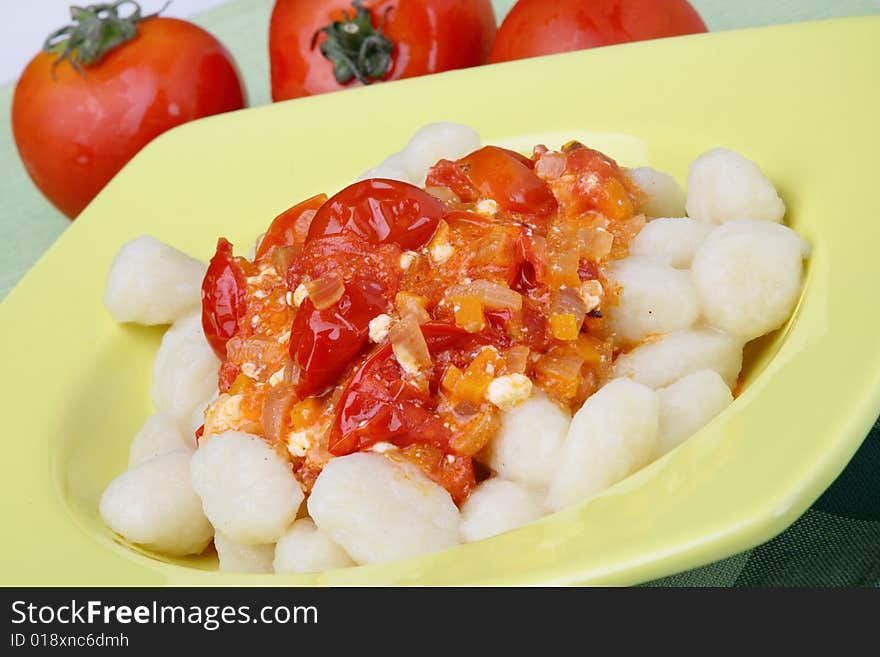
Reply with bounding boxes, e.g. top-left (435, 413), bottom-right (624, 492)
top-left (1, 0), bottom-right (878, 586)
